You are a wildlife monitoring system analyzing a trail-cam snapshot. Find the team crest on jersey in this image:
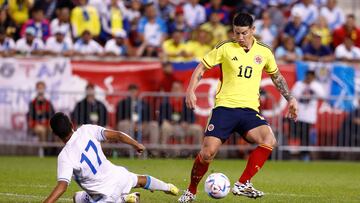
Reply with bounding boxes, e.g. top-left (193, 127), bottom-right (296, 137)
top-left (254, 55), bottom-right (263, 64)
top-left (207, 124), bottom-right (214, 131)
